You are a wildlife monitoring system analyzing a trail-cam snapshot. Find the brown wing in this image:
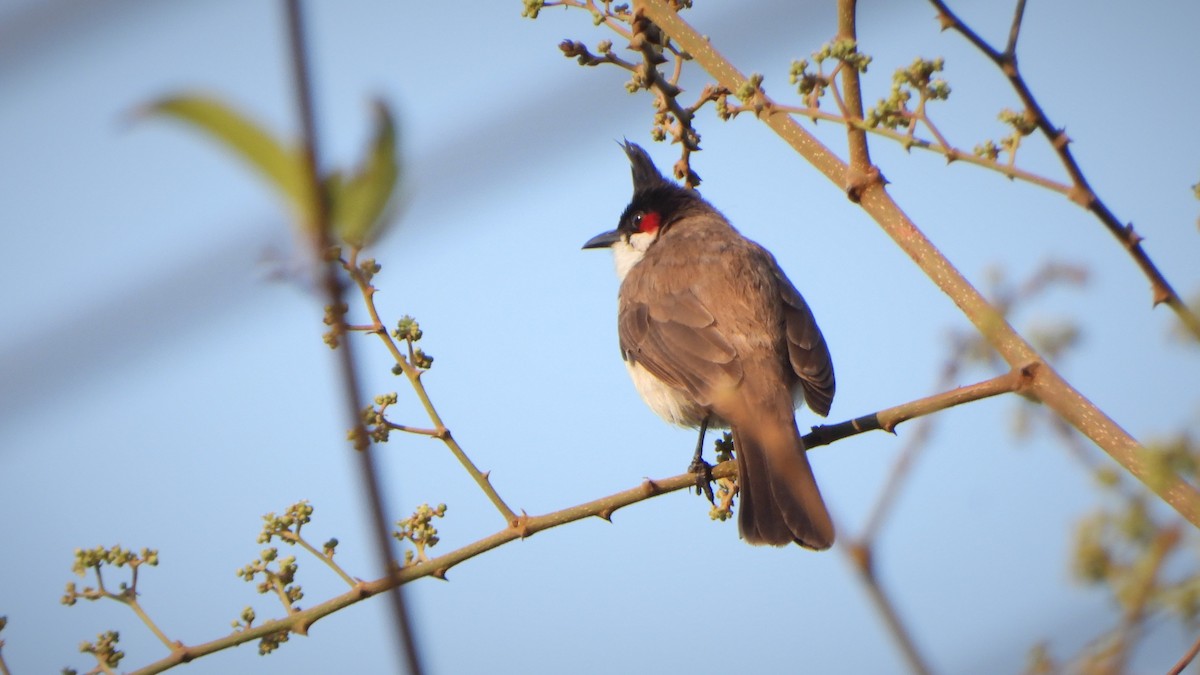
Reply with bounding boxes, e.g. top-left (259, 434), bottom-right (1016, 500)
top-left (768, 256), bottom-right (835, 417)
top-left (617, 285), bottom-right (743, 407)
